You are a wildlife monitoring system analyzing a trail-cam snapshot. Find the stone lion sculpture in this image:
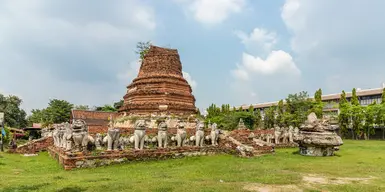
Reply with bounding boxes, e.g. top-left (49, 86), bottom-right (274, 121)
top-left (63, 122), bottom-right (73, 151)
top-left (134, 119), bottom-right (146, 150)
top-left (195, 120), bottom-right (205, 147)
top-left (71, 119), bottom-right (89, 152)
top-left (210, 123), bottom-right (219, 146)
top-left (157, 121), bottom-right (168, 148)
top-left (274, 126), bottom-right (281, 144)
top-left (176, 120), bottom-right (187, 147)
top-left (106, 123), bottom-right (120, 151)
top-left (52, 124), bottom-right (61, 147)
